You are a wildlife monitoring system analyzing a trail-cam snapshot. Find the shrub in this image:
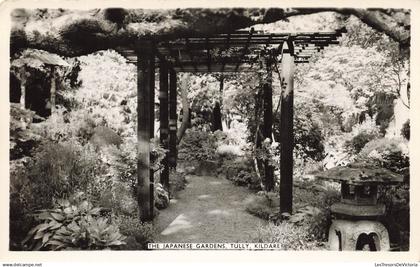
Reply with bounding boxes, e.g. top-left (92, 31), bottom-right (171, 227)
top-left (22, 196), bottom-right (125, 250)
top-left (97, 181), bottom-right (137, 216)
top-left (379, 183), bottom-right (409, 250)
top-left (178, 129), bottom-right (218, 161)
top-left (19, 141), bottom-right (105, 209)
top-left (251, 222), bottom-right (322, 250)
top-left (401, 119), bottom-right (410, 140)
top-left (357, 137), bottom-right (409, 250)
top-left (90, 126), bottom-right (123, 149)
top-left (103, 138), bottom-right (137, 194)
top-left (245, 192), bottom-right (280, 220)
top-left (344, 131), bottom-right (379, 154)
top-left (218, 157), bottom-right (253, 179)
top-left (34, 108), bottom-right (97, 143)
top-left (231, 170), bottom-right (261, 190)
top-left (9, 140), bottom-right (109, 250)
top-left (116, 215), bottom-right (155, 250)
top-left (358, 137), bottom-right (409, 177)
top-left (10, 103), bottom-right (43, 160)
top-left (274, 107), bottom-right (325, 162)
top-left (216, 144), bottom-right (244, 158)
top-left (154, 183), bottom-right (169, 210)
top-left (344, 116), bottom-right (382, 154)
top-left (293, 113), bottom-right (325, 162)
top-left (292, 182), bottom-right (341, 240)
top-left (168, 170), bottom-right (187, 199)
